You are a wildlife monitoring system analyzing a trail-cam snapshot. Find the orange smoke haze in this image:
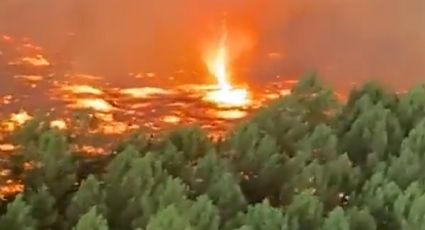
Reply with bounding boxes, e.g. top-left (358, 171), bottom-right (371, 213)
top-left (0, 0), bottom-right (424, 89)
